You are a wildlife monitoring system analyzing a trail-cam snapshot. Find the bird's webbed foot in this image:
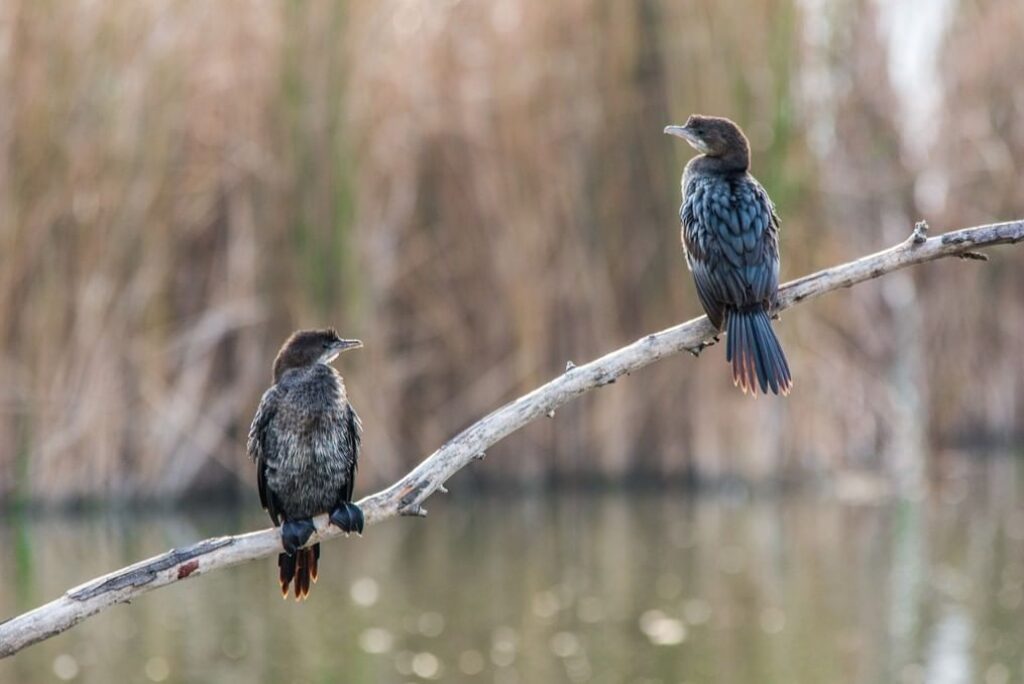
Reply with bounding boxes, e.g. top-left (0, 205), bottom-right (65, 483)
top-left (330, 502), bottom-right (365, 535)
top-left (280, 518), bottom-right (316, 555)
